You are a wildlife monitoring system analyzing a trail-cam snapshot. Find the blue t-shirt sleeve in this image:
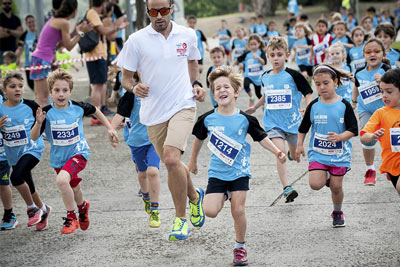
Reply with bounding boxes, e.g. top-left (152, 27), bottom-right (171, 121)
top-left (342, 99), bottom-right (358, 136)
top-left (240, 111), bottom-right (267, 141)
top-left (298, 98), bottom-right (318, 134)
top-left (71, 101), bottom-right (96, 117)
top-left (116, 91), bottom-right (135, 117)
top-left (192, 110), bottom-right (214, 140)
